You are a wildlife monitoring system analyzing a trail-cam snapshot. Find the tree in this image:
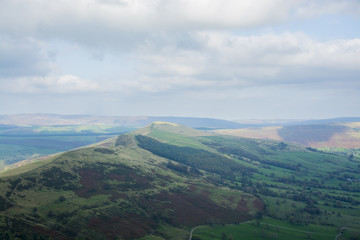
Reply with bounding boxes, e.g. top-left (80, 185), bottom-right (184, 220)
top-left (58, 195), bottom-right (66, 202)
top-left (191, 236), bottom-right (202, 240)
